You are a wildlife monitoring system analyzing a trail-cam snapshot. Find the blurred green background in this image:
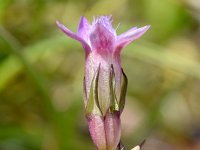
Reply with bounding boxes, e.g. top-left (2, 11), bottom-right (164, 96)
top-left (0, 0), bottom-right (200, 149)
